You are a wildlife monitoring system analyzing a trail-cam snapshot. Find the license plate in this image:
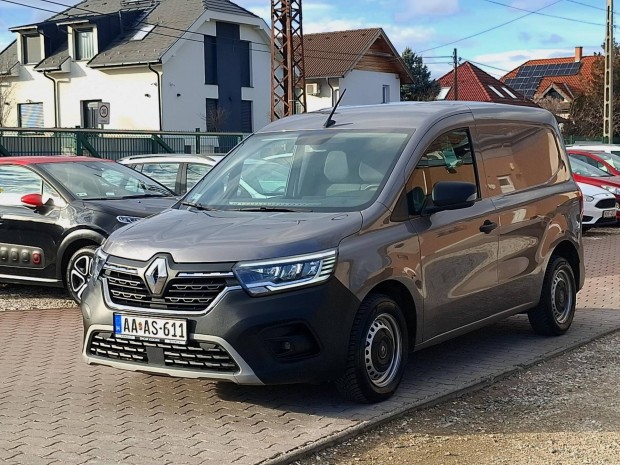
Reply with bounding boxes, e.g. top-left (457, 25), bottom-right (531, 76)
top-left (114, 314), bottom-right (187, 344)
top-left (603, 209), bottom-right (616, 218)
